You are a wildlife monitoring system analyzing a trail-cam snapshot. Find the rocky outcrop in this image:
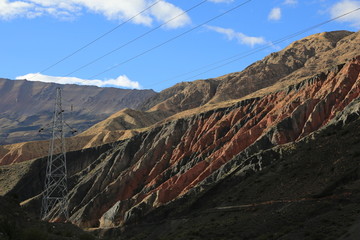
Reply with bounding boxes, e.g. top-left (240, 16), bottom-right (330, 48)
top-left (6, 56), bottom-right (358, 228)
